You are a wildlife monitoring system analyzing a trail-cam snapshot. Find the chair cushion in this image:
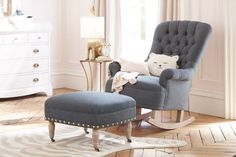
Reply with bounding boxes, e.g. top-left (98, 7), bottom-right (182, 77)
top-left (45, 92), bottom-right (136, 128)
top-left (106, 75), bottom-right (166, 110)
